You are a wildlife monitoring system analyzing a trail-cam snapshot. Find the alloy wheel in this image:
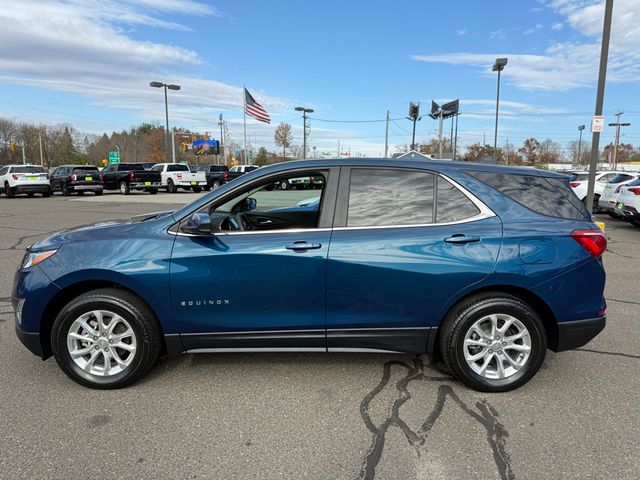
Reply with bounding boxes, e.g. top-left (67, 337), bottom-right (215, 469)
top-left (66, 310), bottom-right (137, 376)
top-left (463, 314), bottom-right (531, 380)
